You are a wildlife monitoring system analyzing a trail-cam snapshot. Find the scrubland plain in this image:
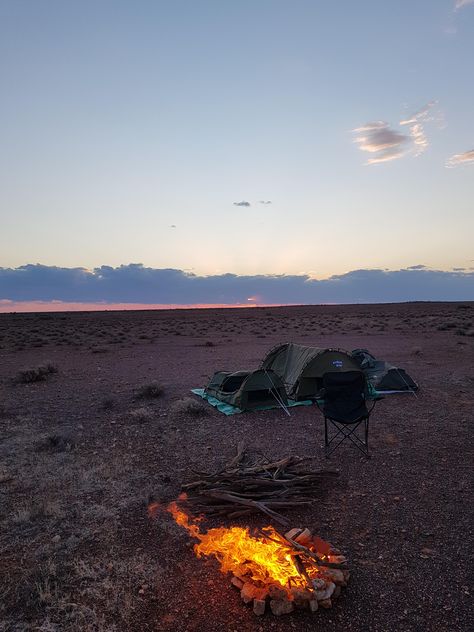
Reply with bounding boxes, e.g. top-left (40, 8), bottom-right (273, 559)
top-left (0, 303), bottom-right (473, 632)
